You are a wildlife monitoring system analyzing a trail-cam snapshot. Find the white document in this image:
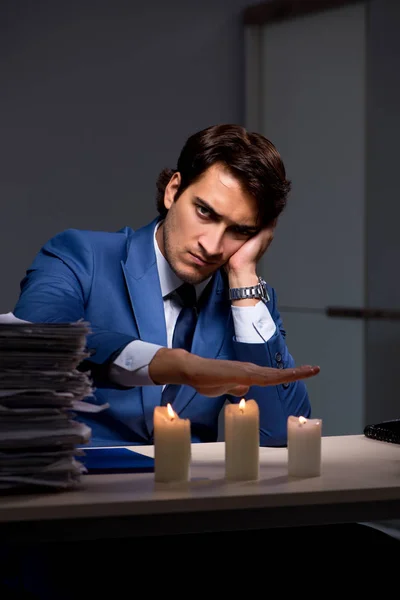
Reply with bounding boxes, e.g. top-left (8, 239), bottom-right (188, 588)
top-left (0, 312), bottom-right (30, 324)
top-left (0, 312), bottom-right (107, 412)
